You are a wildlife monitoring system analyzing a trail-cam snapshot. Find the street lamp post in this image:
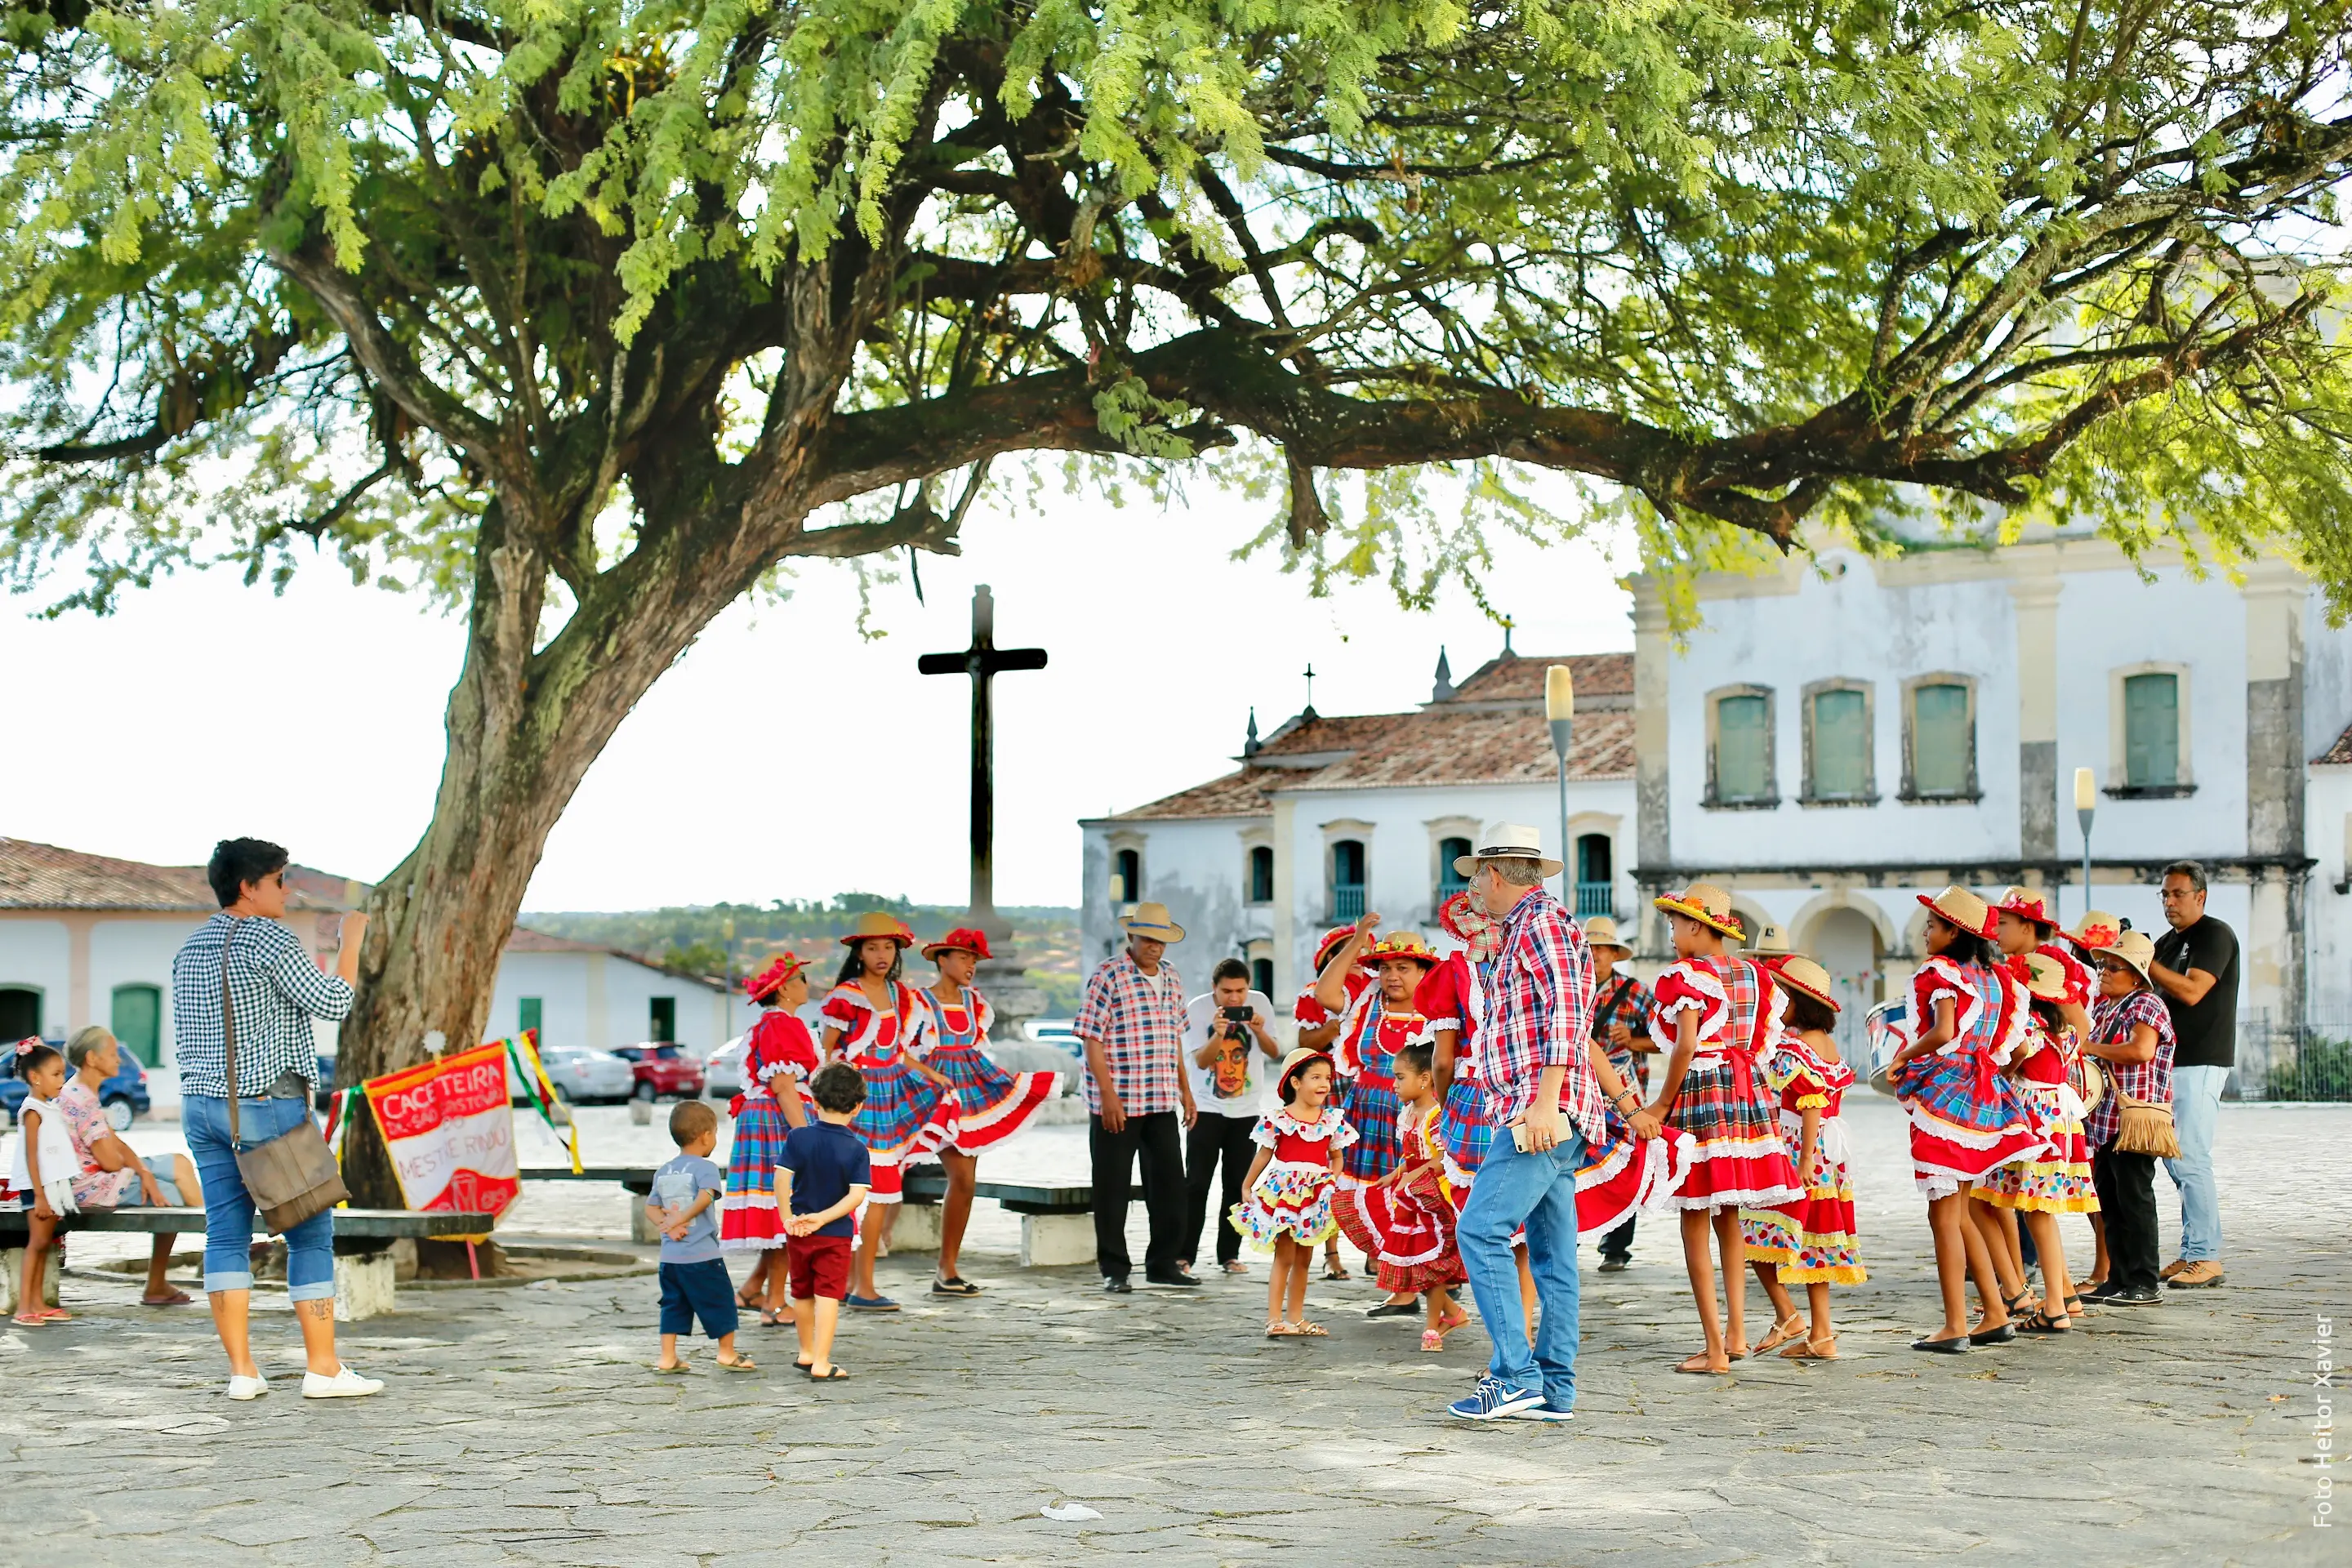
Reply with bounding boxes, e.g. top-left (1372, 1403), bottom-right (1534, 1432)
top-left (2074, 767), bottom-right (2097, 920)
top-left (1547, 666), bottom-right (1575, 909)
